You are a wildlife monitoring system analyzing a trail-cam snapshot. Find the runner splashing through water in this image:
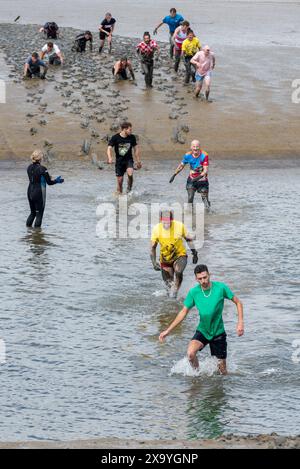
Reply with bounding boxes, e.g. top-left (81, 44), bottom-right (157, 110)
top-left (151, 210), bottom-right (198, 298)
top-left (159, 264), bottom-right (244, 375)
top-left (169, 140), bottom-right (211, 210)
